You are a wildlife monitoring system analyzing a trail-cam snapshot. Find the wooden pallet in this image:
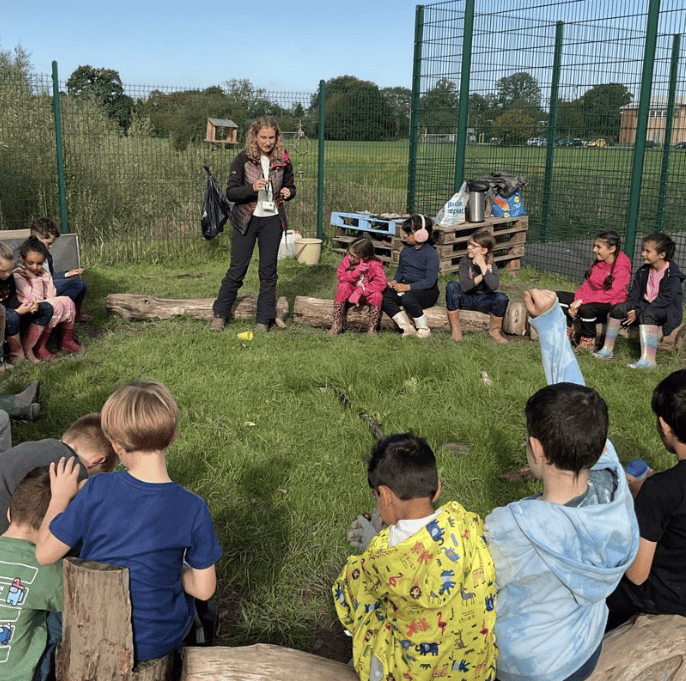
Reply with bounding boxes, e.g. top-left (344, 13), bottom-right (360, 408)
top-left (331, 234), bottom-right (394, 264)
top-left (330, 211), bottom-right (406, 236)
top-left (392, 216), bottom-right (528, 275)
